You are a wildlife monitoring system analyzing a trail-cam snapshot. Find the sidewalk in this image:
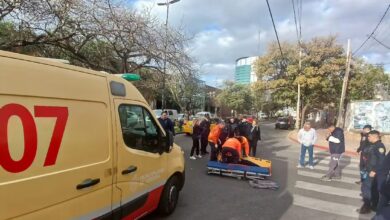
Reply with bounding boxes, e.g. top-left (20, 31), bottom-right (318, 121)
top-left (288, 129), bottom-right (390, 157)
